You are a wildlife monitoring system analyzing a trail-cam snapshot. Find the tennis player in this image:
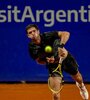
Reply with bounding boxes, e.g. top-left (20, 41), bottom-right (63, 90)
top-left (25, 24), bottom-right (89, 100)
